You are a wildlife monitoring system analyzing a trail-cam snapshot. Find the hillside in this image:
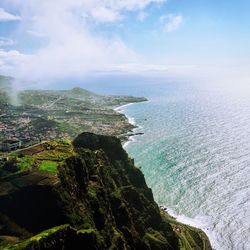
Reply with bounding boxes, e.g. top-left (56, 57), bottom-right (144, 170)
top-left (0, 133), bottom-right (212, 249)
top-left (0, 75), bottom-right (146, 144)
